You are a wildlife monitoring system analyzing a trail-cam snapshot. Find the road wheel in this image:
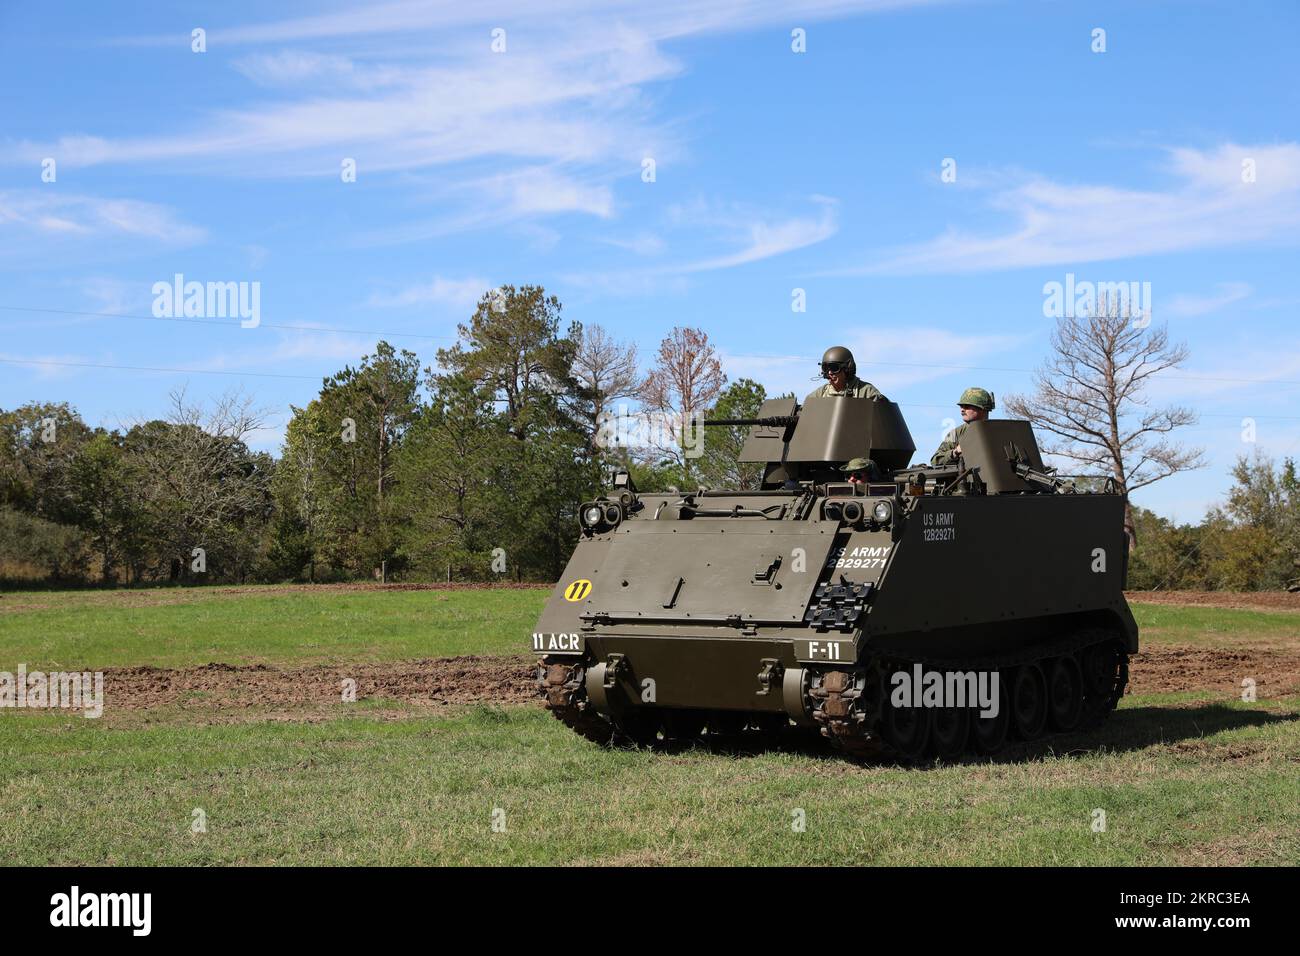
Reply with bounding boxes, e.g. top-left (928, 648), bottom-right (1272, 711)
top-left (970, 677), bottom-right (1010, 755)
top-left (929, 704), bottom-right (970, 761)
top-left (1047, 655), bottom-right (1084, 733)
top-left (881, 698), bottom-right (931, 760)
top-left (1011, 663), bottom-right (1049, 740)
